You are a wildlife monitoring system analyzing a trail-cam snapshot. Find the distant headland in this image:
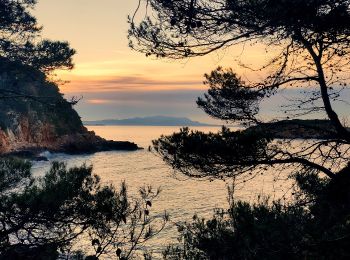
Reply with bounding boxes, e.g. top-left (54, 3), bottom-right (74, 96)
top-left (84, 116), bottom-right (218, 126)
